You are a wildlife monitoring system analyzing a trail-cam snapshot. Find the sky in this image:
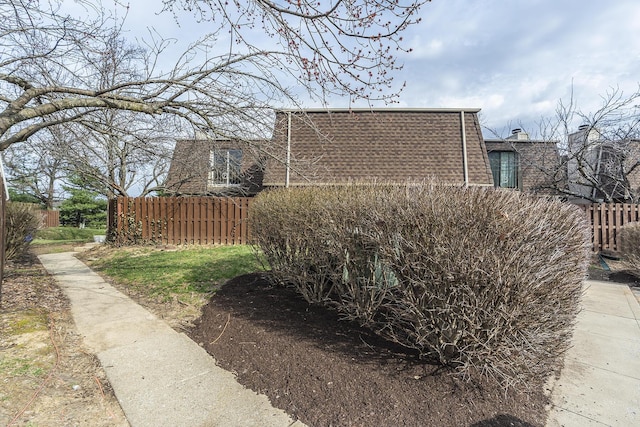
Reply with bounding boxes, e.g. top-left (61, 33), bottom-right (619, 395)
top-left (112, 0), bottom-right (640, 138)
